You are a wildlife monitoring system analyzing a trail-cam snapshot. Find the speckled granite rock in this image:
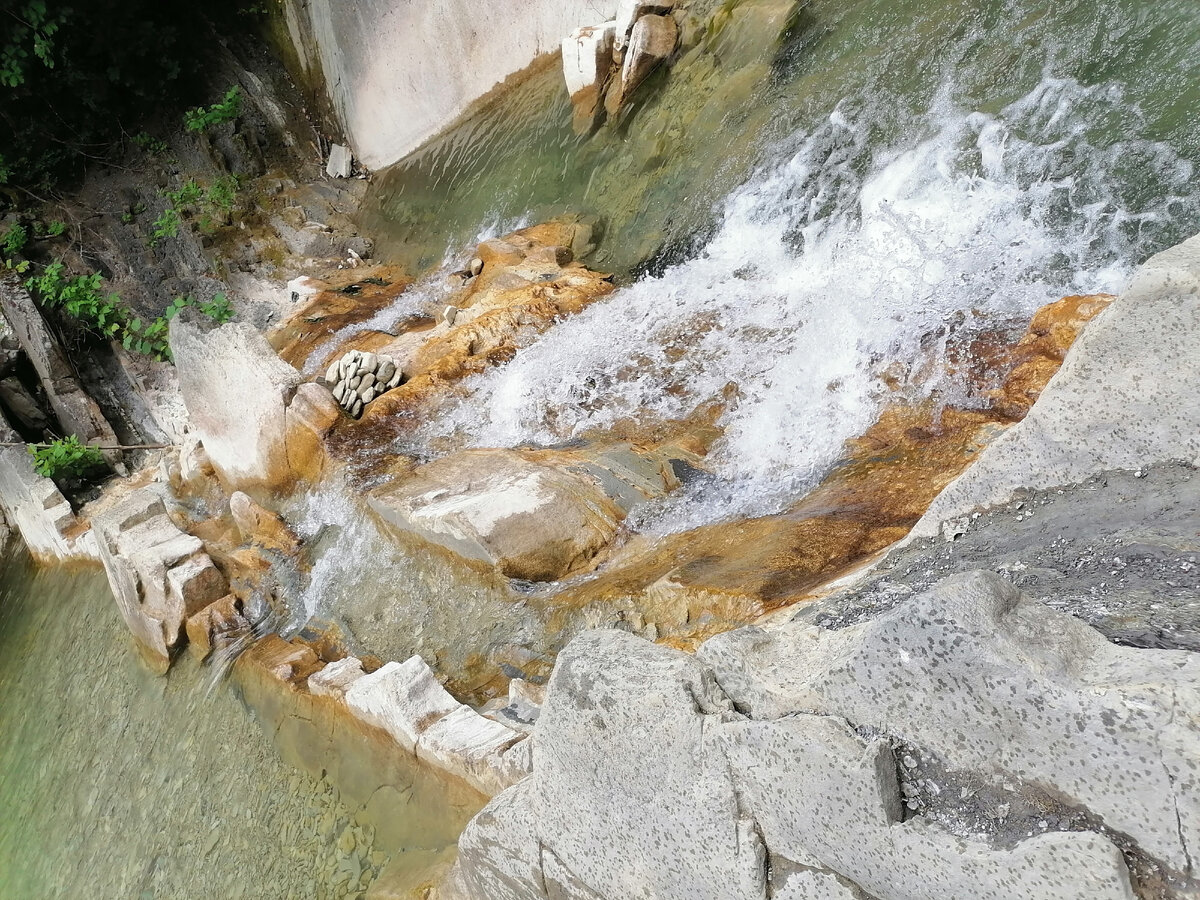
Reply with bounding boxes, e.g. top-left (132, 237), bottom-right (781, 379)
top-left (448, 588), bottom-right (1191, 898)
top-left (914, 232), bottom-right (1200, 537)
